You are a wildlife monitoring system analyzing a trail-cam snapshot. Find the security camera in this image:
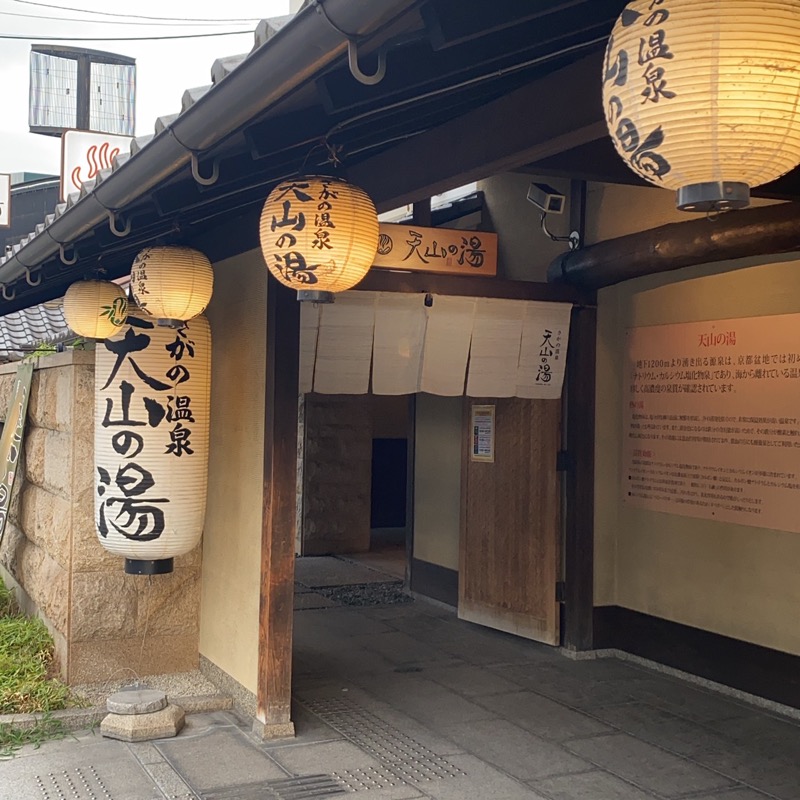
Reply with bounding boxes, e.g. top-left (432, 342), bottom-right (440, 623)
top-left (527, 182), bottom-right (565, 215)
